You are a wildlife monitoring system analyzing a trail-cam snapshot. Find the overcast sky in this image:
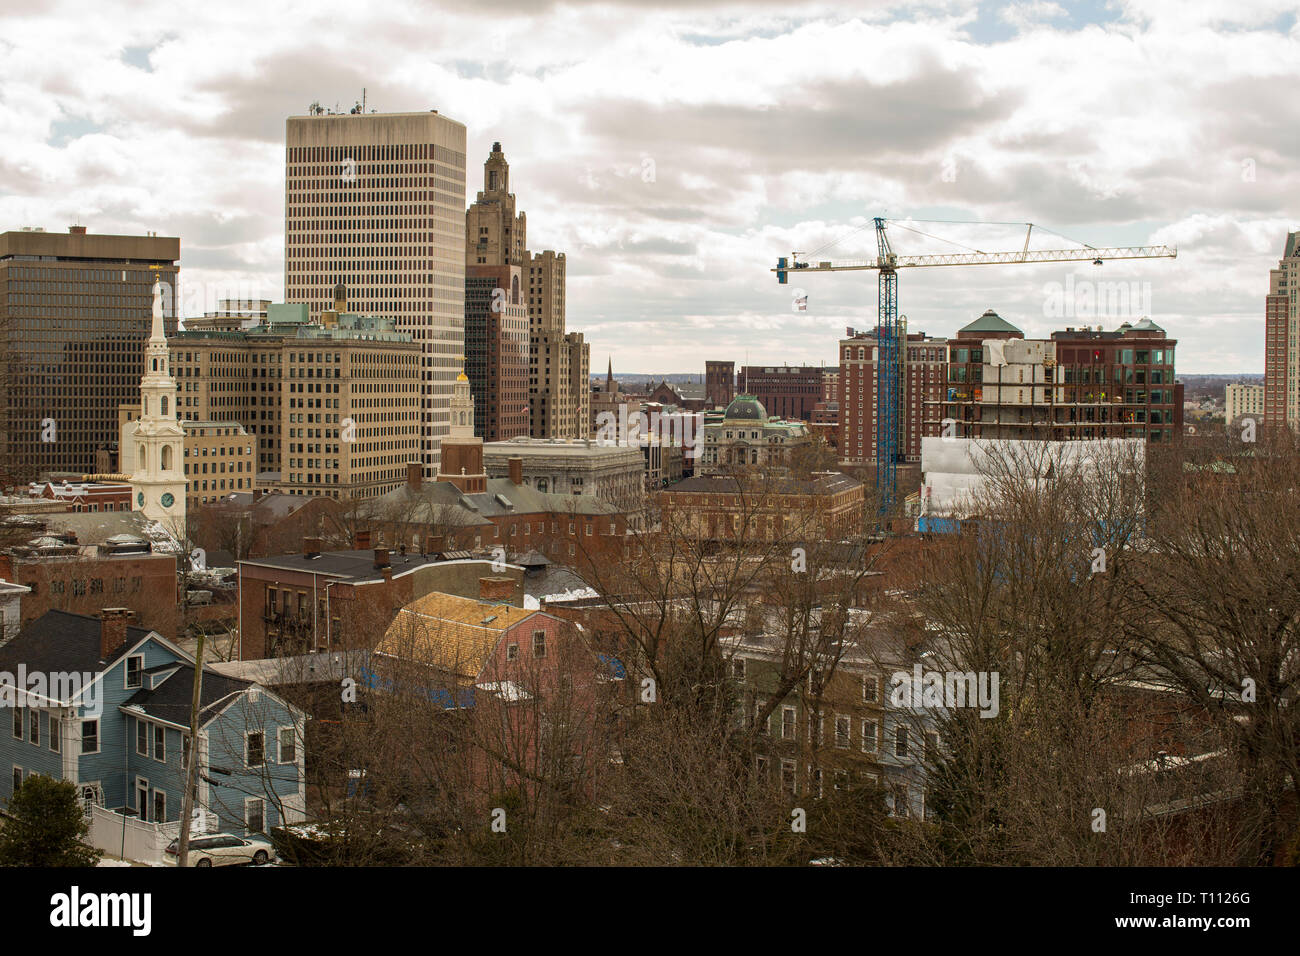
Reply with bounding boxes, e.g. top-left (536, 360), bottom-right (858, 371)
top-left (2, 0), bottom-right (1297, 375)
